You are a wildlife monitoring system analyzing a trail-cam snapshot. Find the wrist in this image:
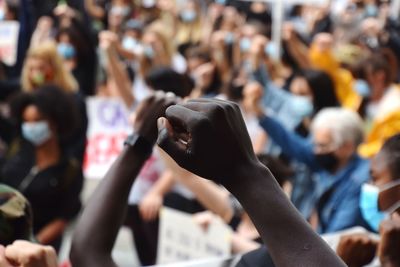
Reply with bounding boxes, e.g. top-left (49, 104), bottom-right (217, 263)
top-left (124, 133), bottom-right (153, 160)
top-left (222, 159), bottom-right (265, 190)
